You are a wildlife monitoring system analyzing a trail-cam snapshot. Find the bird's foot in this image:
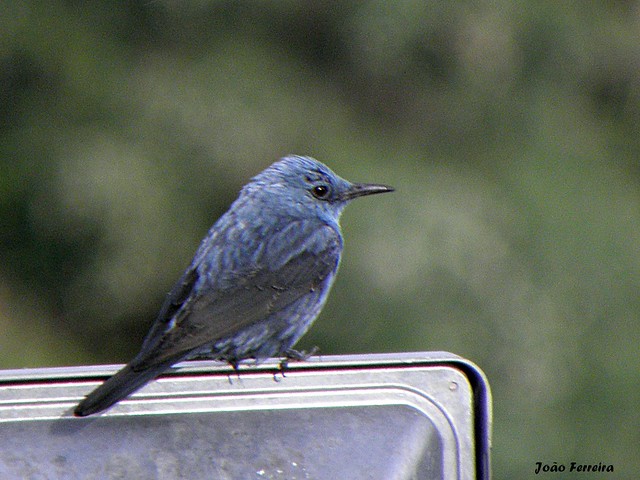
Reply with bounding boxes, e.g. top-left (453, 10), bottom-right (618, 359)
top-left (276, 347), bottom-right (319, 378)
top-left (284, 346), bottom-right (319, 362)
top-left (216, 355), bottom-right (242, 384)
